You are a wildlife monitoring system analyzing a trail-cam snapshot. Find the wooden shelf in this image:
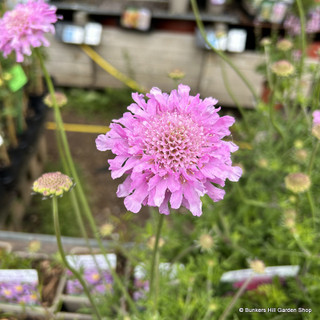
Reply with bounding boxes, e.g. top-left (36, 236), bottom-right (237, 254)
top-left (50, 1), bottom-right (240, 24)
